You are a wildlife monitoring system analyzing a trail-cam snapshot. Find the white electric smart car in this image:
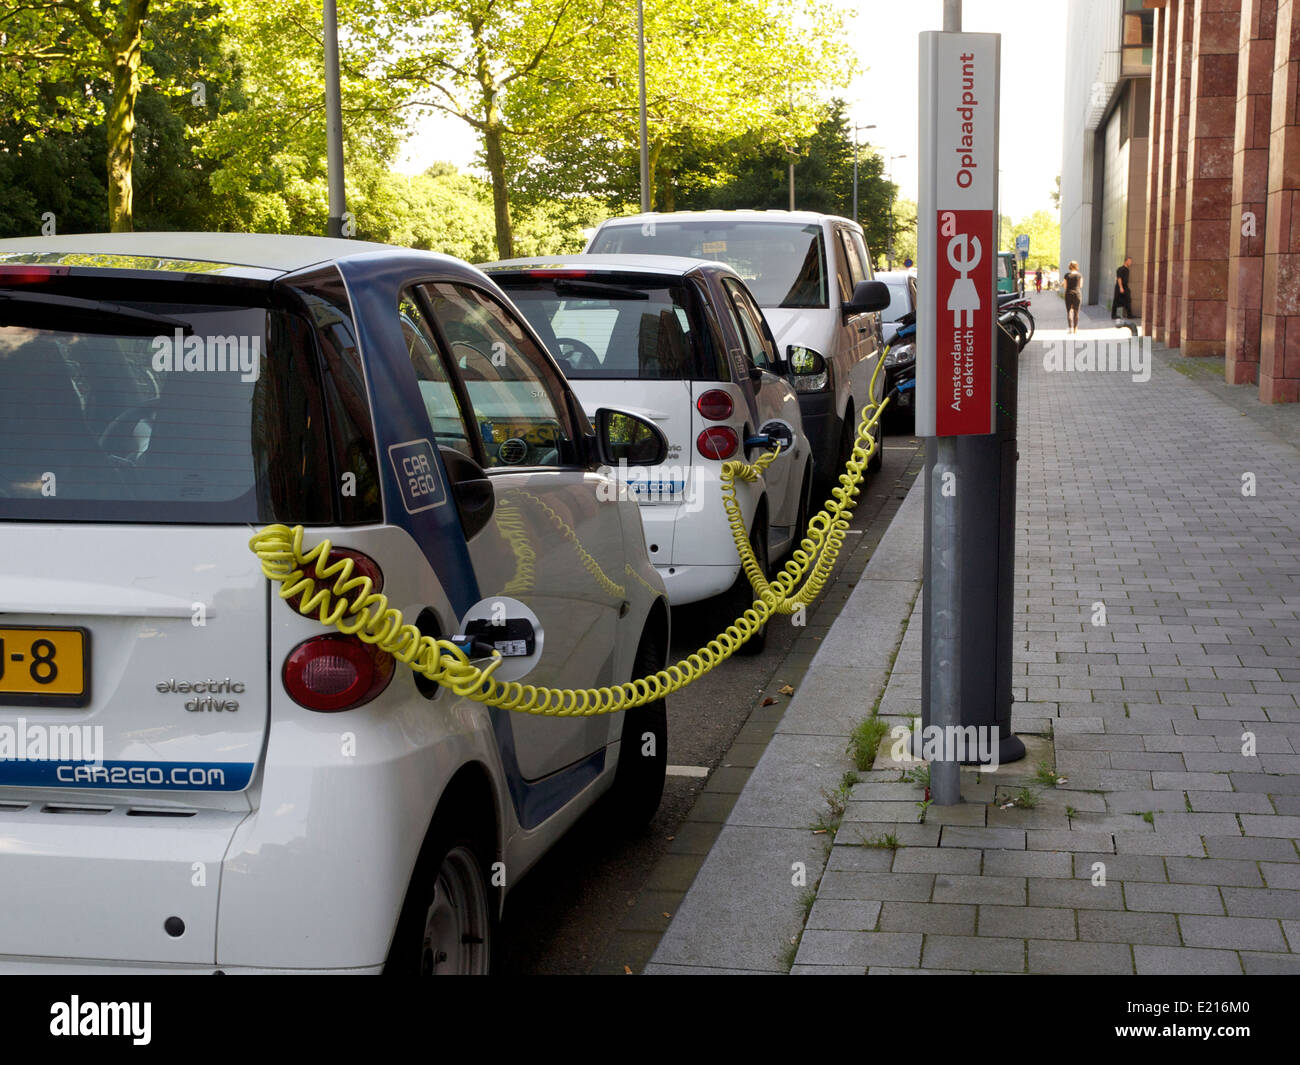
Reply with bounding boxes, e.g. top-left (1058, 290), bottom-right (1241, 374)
top-left (585, 212), bottom-right (893, 494)
top-left (484, 255), bottom-right (820, 655)
top-left (0, 232), bottom-right (672, 974)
